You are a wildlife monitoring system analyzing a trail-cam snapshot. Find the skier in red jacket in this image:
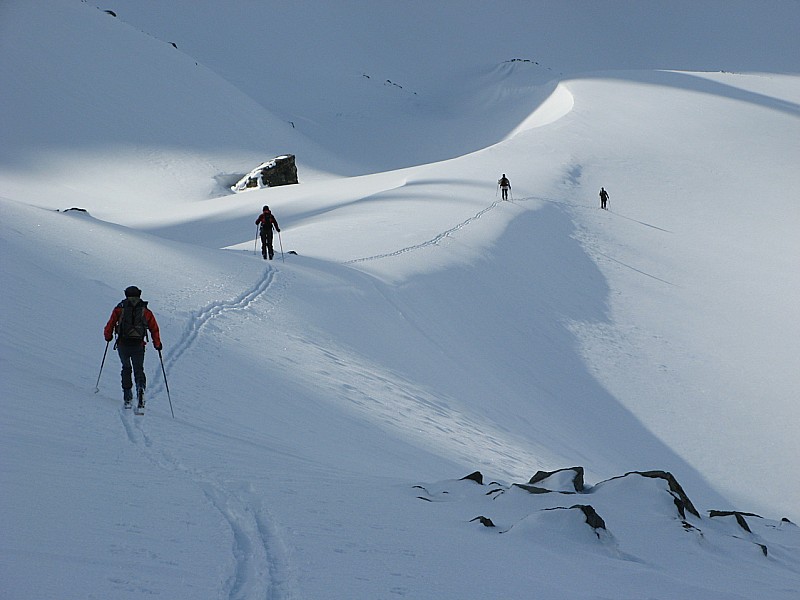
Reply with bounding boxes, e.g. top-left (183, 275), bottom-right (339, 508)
top-left (255, 205), bottom-right (280, 260)
top-left (104, 286), bottom-right (162, 410)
